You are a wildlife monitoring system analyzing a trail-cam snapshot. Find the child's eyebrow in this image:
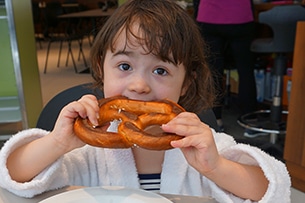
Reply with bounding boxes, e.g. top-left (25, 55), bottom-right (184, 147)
top-left (112, 50), bottom-right (133, 57)
top-left (111, 48), bottom-right (177, 65)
